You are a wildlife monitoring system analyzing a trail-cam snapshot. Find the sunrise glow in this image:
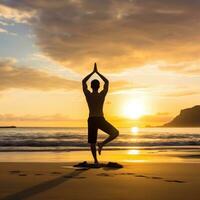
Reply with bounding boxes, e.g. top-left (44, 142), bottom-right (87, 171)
top-left (123, 100), bottom-right (147, 119)
top-left (0, 0), bottom-right (199, 128)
